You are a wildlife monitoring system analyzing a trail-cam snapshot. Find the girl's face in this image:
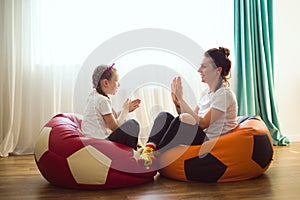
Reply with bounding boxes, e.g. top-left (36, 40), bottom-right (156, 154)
top-left (106, 71), bottom-right (120, 95)
top-left (198, 57), bottom-right (221, 84)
